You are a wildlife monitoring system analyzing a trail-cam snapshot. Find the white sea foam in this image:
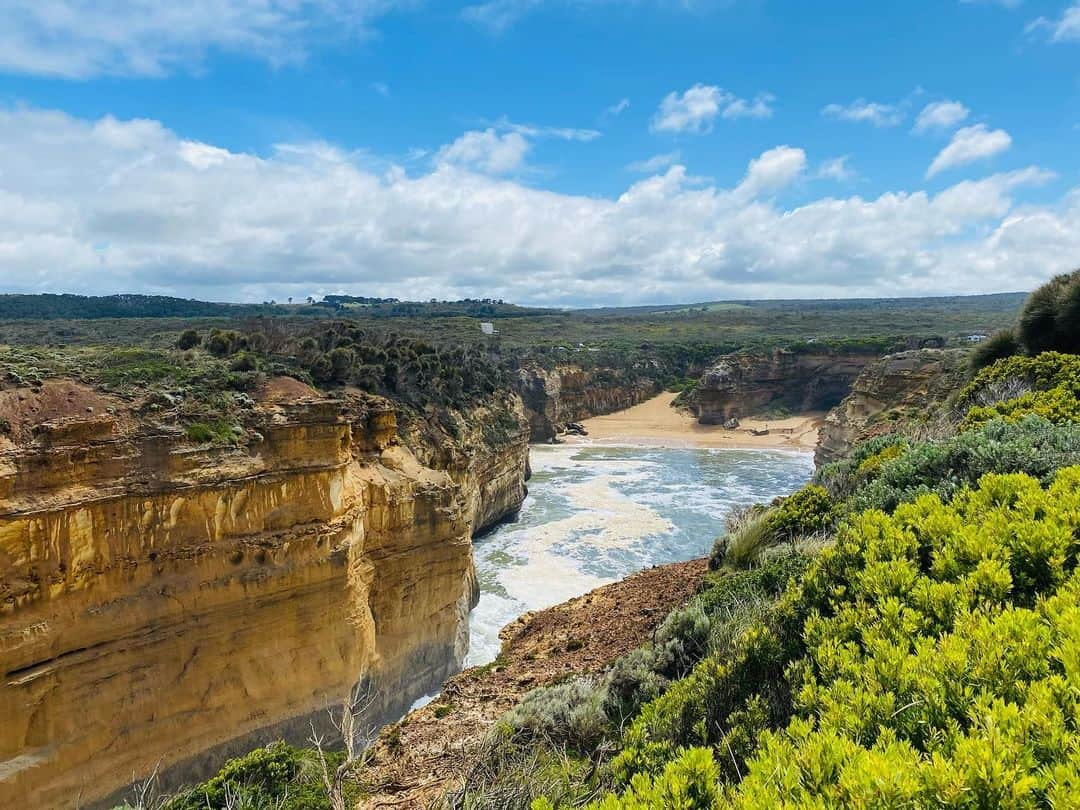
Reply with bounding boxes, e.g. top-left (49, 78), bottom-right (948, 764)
top-left (466, 444), bottom-right (813, 667)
